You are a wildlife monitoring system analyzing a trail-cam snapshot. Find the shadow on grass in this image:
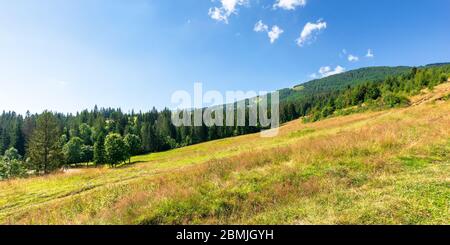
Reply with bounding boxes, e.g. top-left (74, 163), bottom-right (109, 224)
top-left (66, 158), bottom-right (150, 171)
top-left (110, 160), bottom-right (148, 169)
